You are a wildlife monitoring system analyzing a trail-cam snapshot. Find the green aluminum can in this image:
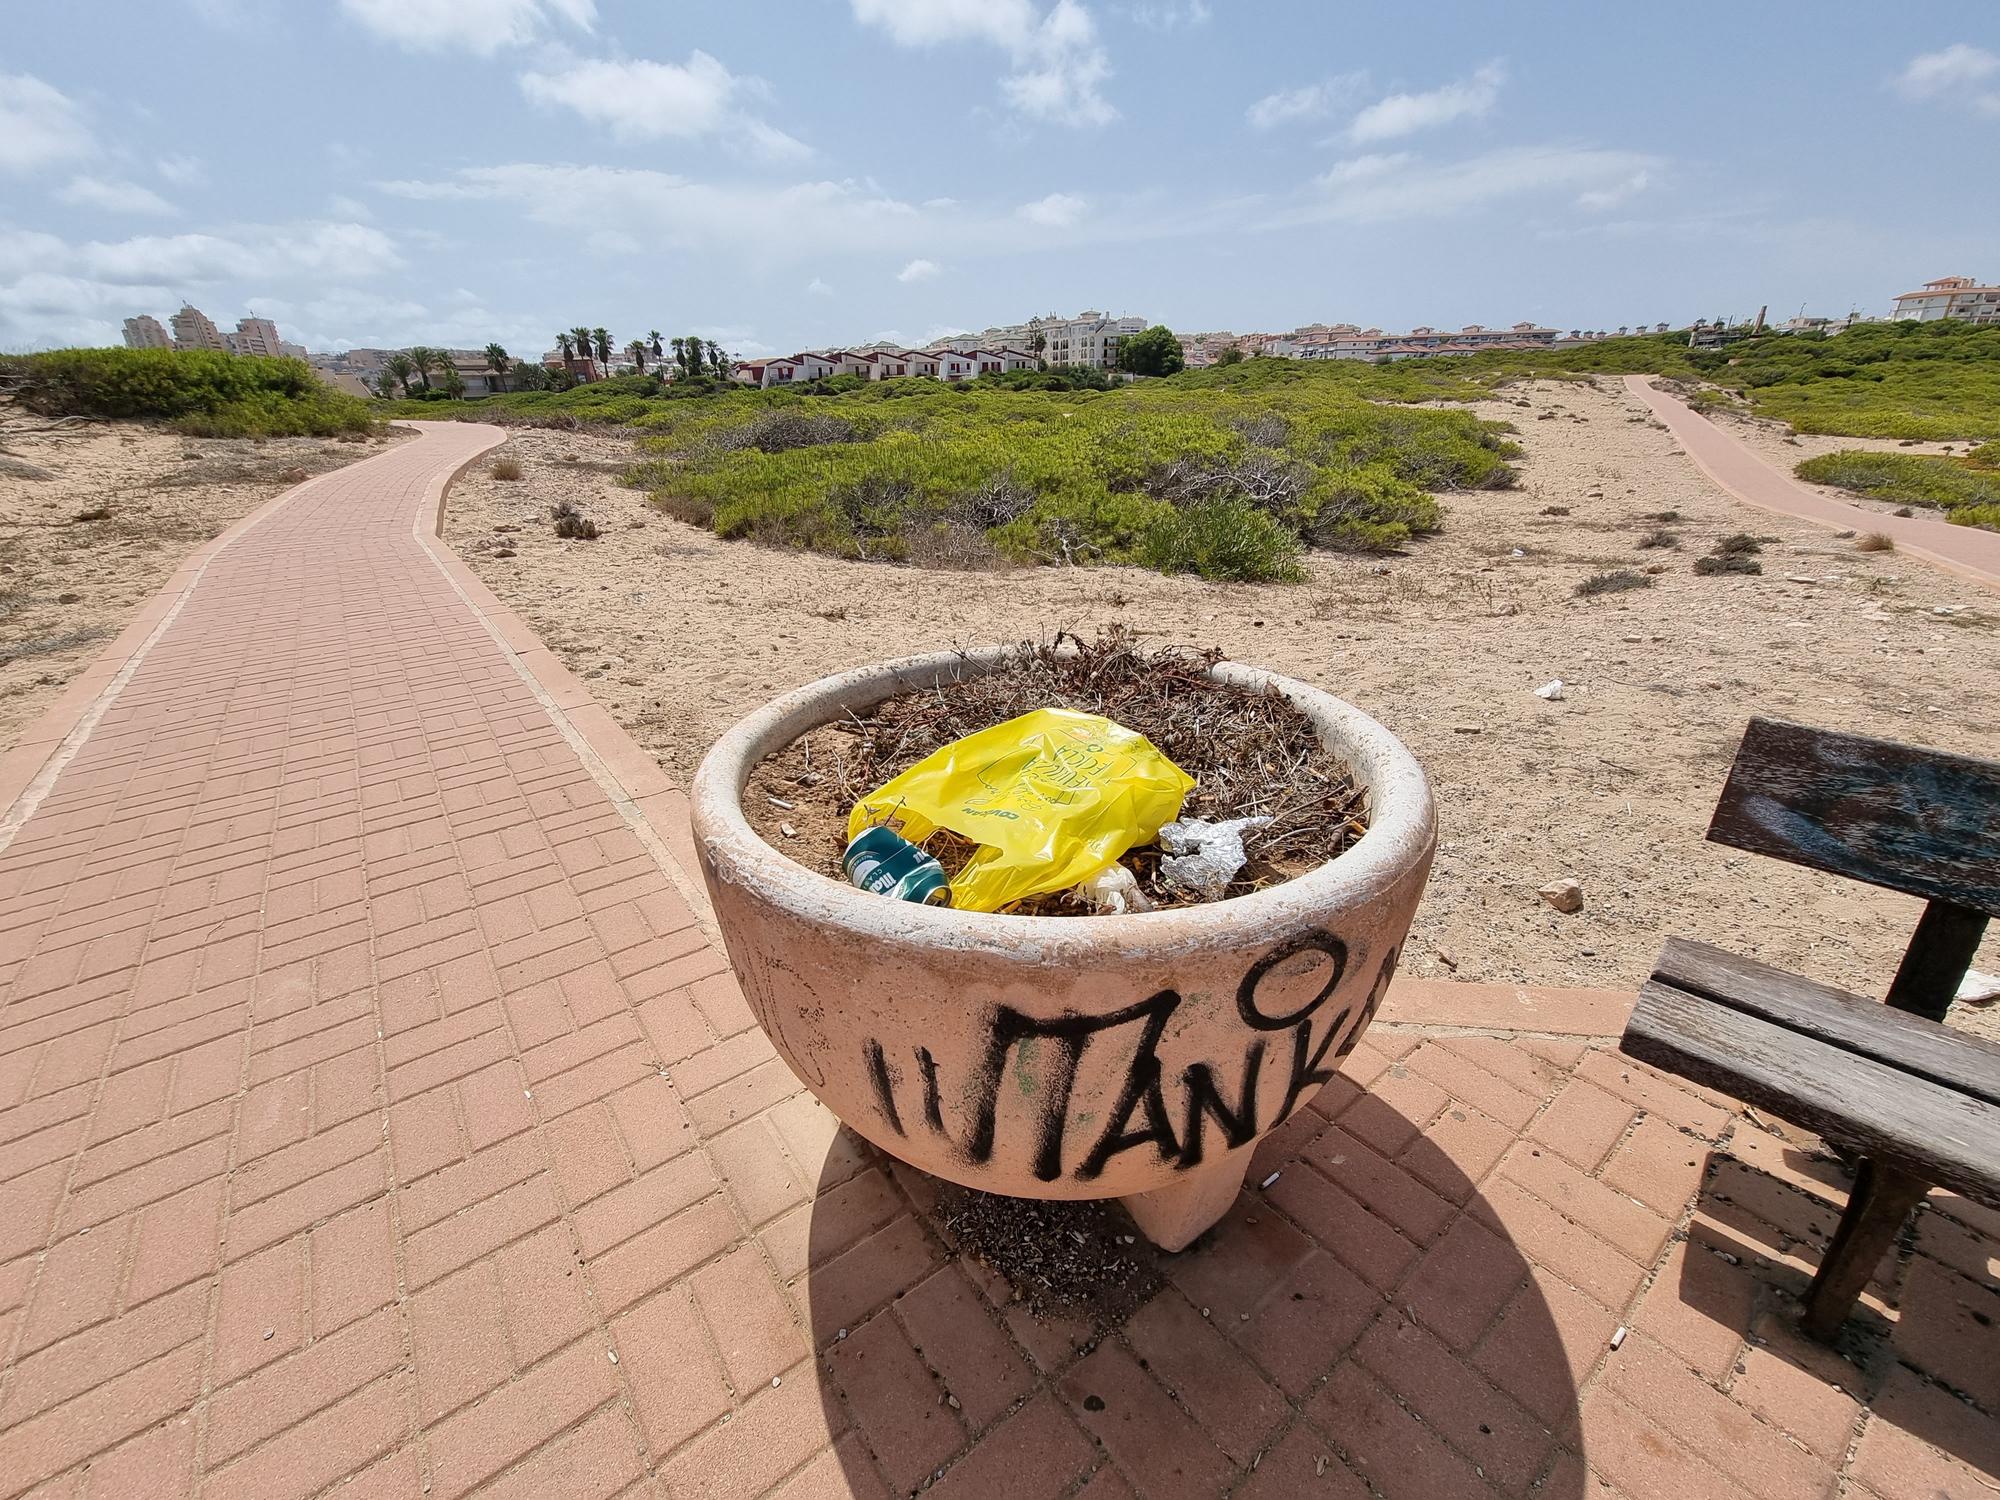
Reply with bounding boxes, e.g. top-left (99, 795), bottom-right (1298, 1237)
top-left (842, 825), bottom-right (951, 905)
